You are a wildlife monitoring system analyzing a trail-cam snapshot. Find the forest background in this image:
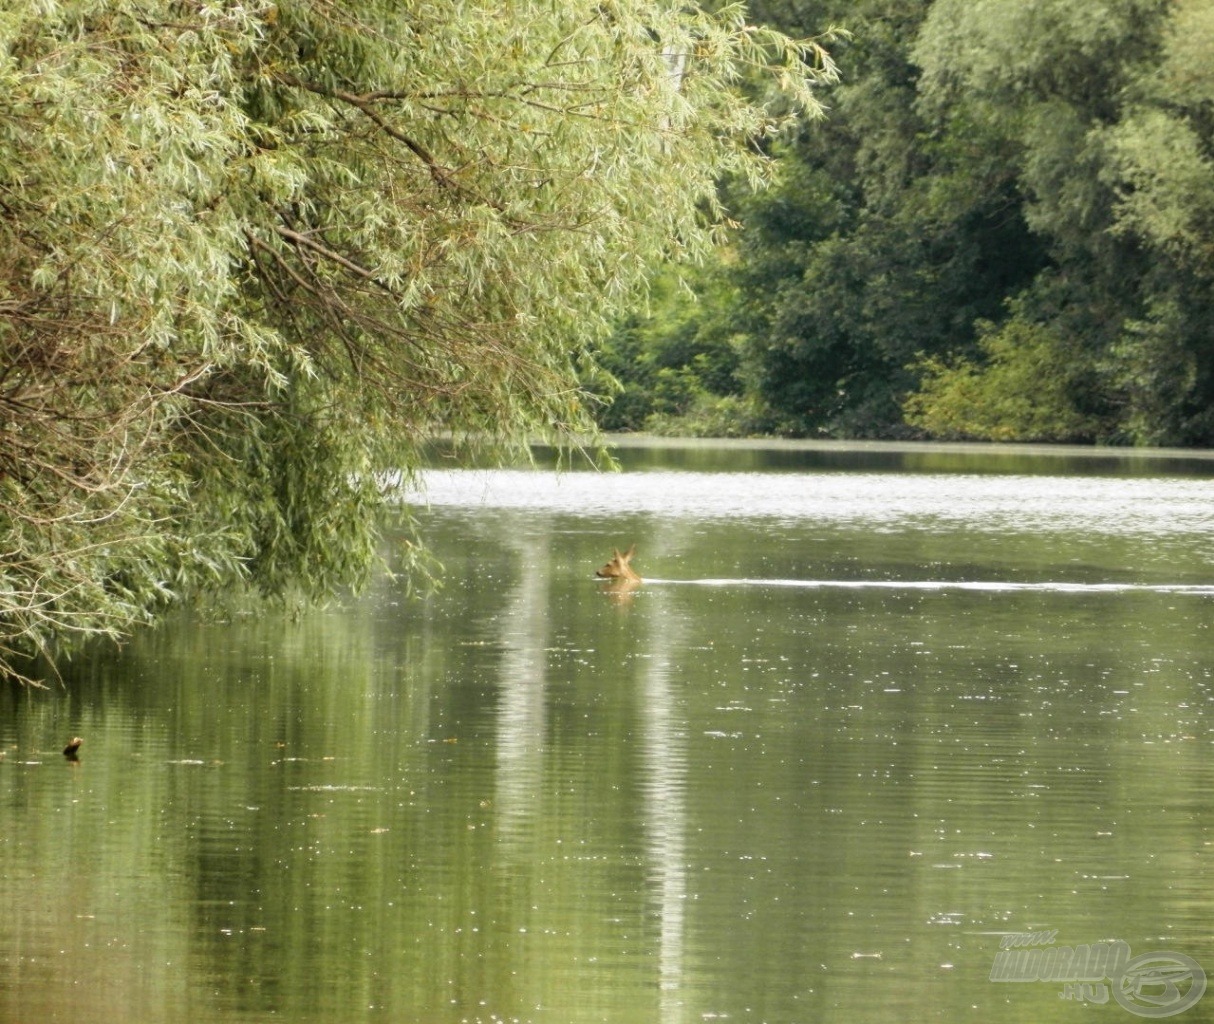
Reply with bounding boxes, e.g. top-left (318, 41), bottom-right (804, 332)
top-left (595, 0), bottom-right (1214, 445)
